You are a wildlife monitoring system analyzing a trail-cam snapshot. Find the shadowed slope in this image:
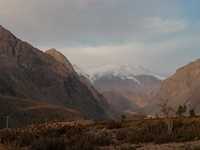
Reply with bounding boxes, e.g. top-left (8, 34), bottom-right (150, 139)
top-left (0, 25), bottom-right (108, 119)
